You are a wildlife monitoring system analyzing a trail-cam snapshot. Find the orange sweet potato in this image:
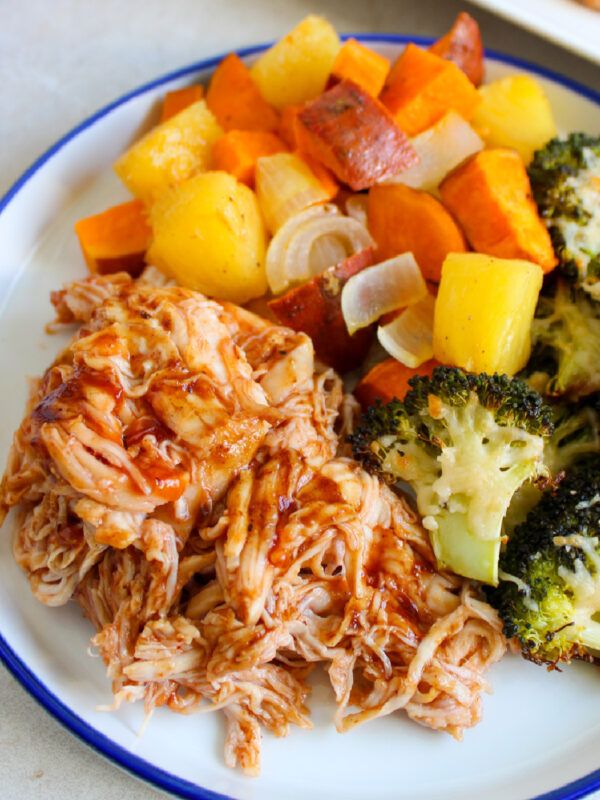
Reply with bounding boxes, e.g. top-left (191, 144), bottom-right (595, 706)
top-left (211, 130), bottom-right (288, 186)
top-left (296, 80), bottom-right (419, 191)
top-left (429, 12), bottom-right (484, 87)
top-left (160, 85), bottom-right (205, 122)
top-left (74, 199), bottom-right (151, 277)
top-left (380, 43), bottom-right (480, 136)
top-left (354, 357), bottom-right (439, 409)
top-left (327, 38), bottom-right (390, 97)
top-left (268, 247), bottom-right (375, 373)
top-left (206, 53), bottom-right (280, 132)
top-left (368, 184), bottom-right (467, 282)
top-left (279, 104), bottom-right (304, 148)
top-left (439, 148), bottom-right (557, 273)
